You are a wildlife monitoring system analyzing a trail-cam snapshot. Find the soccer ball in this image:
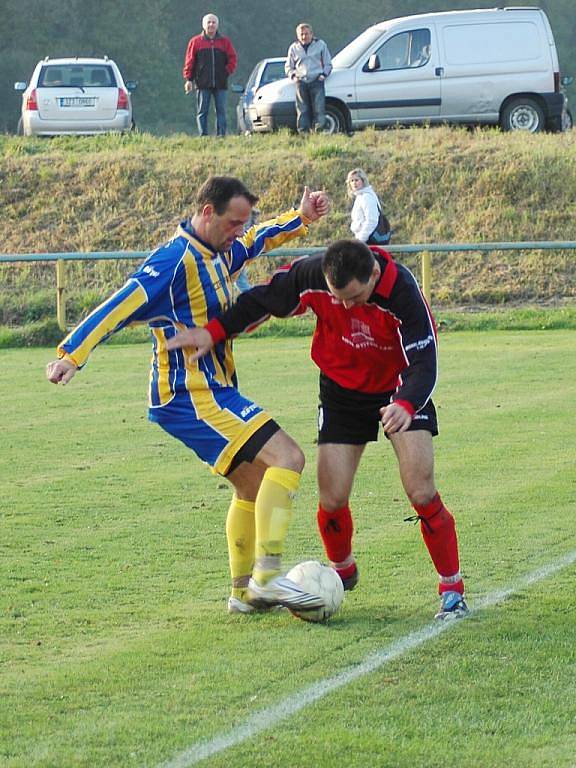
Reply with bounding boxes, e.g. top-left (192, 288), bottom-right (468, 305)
top-left (286, 560), bottom-right (344, 623)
